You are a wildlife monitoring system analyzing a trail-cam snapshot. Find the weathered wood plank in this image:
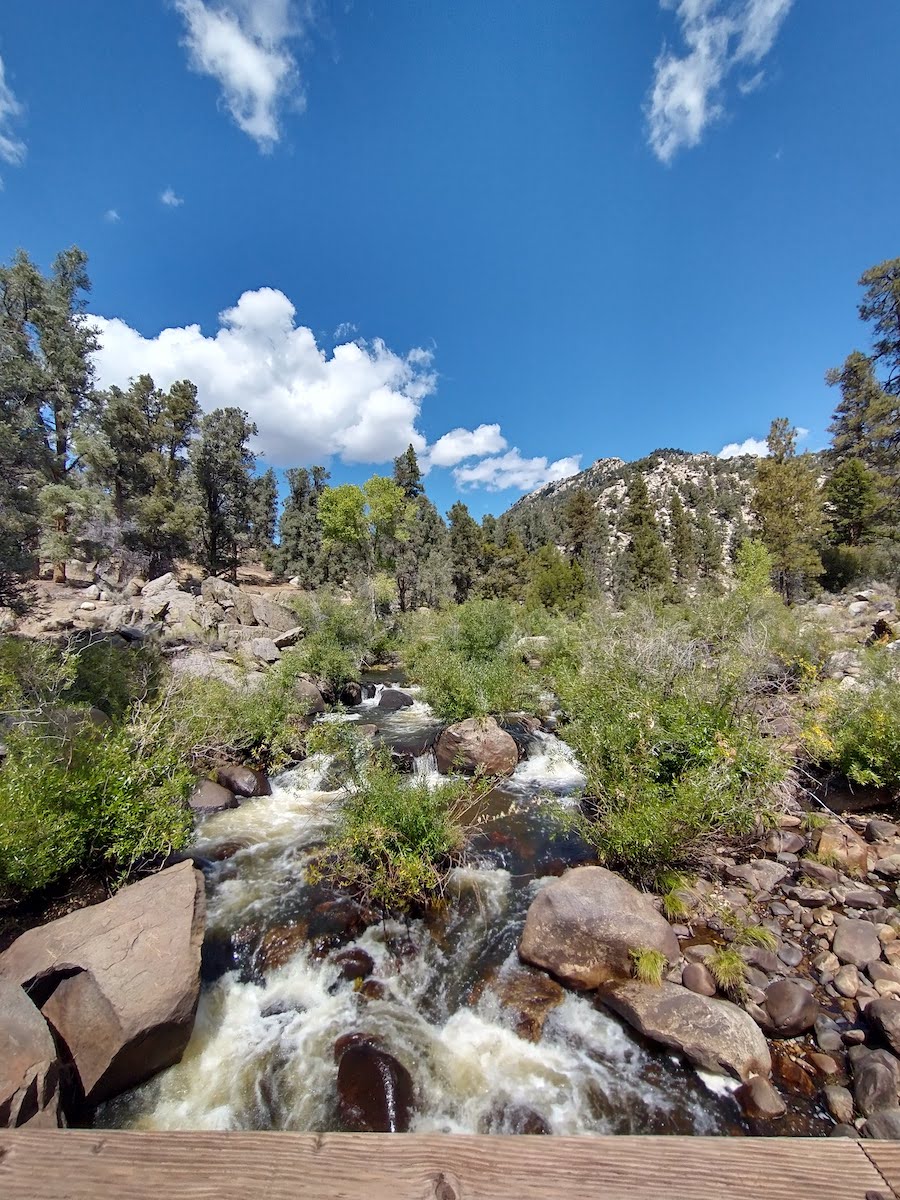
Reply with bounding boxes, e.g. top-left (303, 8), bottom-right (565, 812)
top-left (862, 1142), bottom-right (900, 1199)
top-left (0, 1132), bottom-right (888, 1200)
